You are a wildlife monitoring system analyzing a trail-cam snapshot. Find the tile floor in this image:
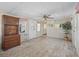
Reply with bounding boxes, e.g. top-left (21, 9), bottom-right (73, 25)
top-left (0, 35), bottom-right (78, 57)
